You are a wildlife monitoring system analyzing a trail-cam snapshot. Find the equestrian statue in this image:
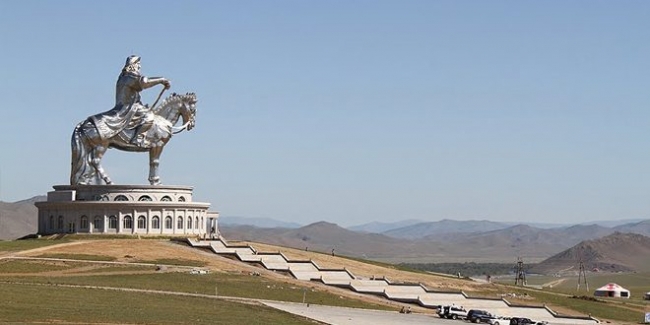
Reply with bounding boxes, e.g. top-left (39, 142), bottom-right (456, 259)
top-left (70, 55), bottom-right (197, 186)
